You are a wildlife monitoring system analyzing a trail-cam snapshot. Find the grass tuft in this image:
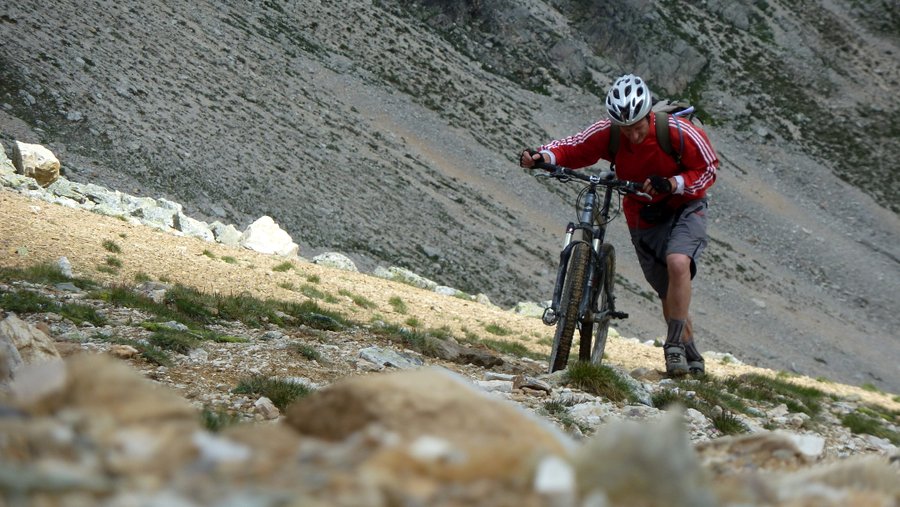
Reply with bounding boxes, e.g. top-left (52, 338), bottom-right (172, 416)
top-left (841, 412), bottom-right (900, 445)
top-left (339, 289), bottom-right (377, 309)
top-left (388, 296), bottom-right (408, 314)
top-left (484, 323), bottom-right (512, 336)
top-left (233, 375), bottom-right (312, 411)
top-left (0, 262), bottom-right (94, 287)
top-left (272, 261), bottom-right (294, 272)
top-left (102, 240), bottom-right (122, 253)
top-left (291, 343), bottom-right (322, 361)
top-left (564, 362), bottom-right (636, 403)
top-left (0, 289), bottom-right (106, 326)
top-left (298, 284), bottom-right (327, 300)
top-left (148, 327), bottom-right (201, 354)
top-left (201, 407), bottom-right (241, 432)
